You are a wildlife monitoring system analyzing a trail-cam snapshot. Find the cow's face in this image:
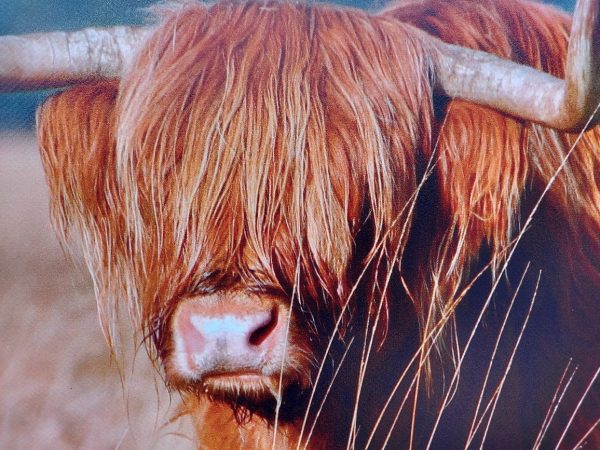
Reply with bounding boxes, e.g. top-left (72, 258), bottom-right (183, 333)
top-left (38, 1), bottom-right (435, 424)
top-left (106, 2), bottom-right (436, 420)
